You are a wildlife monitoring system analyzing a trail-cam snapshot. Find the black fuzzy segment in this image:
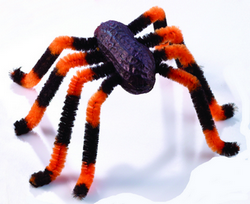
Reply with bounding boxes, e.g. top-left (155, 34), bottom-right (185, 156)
top-left (222, 103), bottom-right (235, 119)
top-left (175, 58), bottom-right (183, 68)
top-left (82, 123), bottom-right (100, 165)
top-left (72, 37), bottom-right (98, 51)
top-left (157, 62), bottom-right (215, 131)
top-left (190, 87), bottom-right (215, 131)
top-left (127, 14), bottom-right (151, 35)
top-left (10, 67), bottom-right (25, 85)
top-left (73, 183), bottom-right (89, 199)
top-left (136, 33), bottom-right (163, 48)
top-left (155, 63), bottom-right (171, 77)
top-left (85, 50), bottom-right (106, 65)
top-left (82, 74), bottom-right (119, 164)
top-left (56, 95), bottom-right (80, 145)
top-left (153, 49), bottom-right (168, 65)
top-left (91, 62), bottom-right (116, 80)
top-left (29, 168), bottom-right (53, 187)
top-left (185, 63), bottom-right (214, 104)
top-left (220, 142), bottom-right (240, 157)
top-left (36, 68), bottom-right (64, 107)
top-left (101, 74), bottom-right (121, 95)
top-left (14, 118), bottom-right (30, 136)
top-left (153, 19), bottom-right (167, 30)
top-left (33, 48), bottom-right (59, 79)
